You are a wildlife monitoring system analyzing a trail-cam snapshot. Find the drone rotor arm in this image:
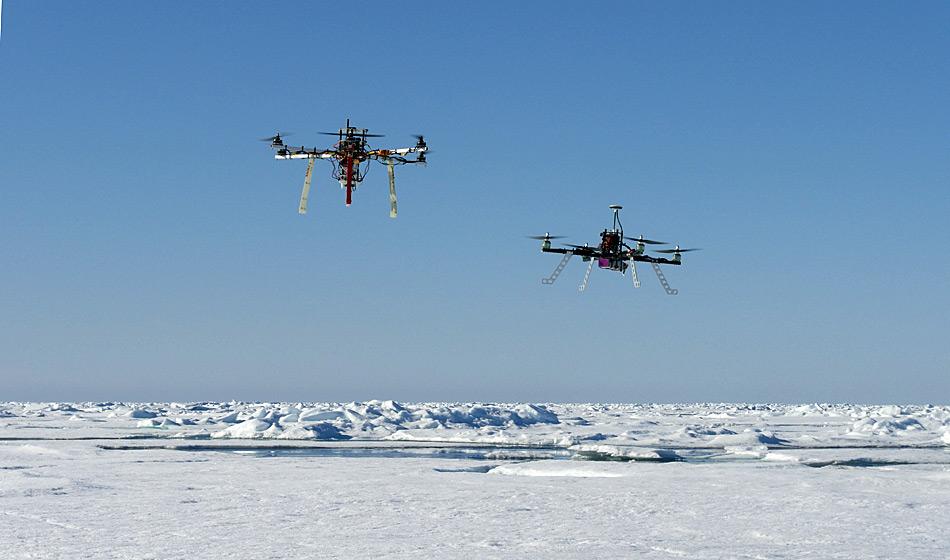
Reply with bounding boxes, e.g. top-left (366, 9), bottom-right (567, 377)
top-left (564, 244), bottom-right (601, 258)
top-left (276, 148), bottom-right (336, 160)
top-left (376, 145), bottom-right (426, 156)
top-left (369, 153), bottom-right (413, 164)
